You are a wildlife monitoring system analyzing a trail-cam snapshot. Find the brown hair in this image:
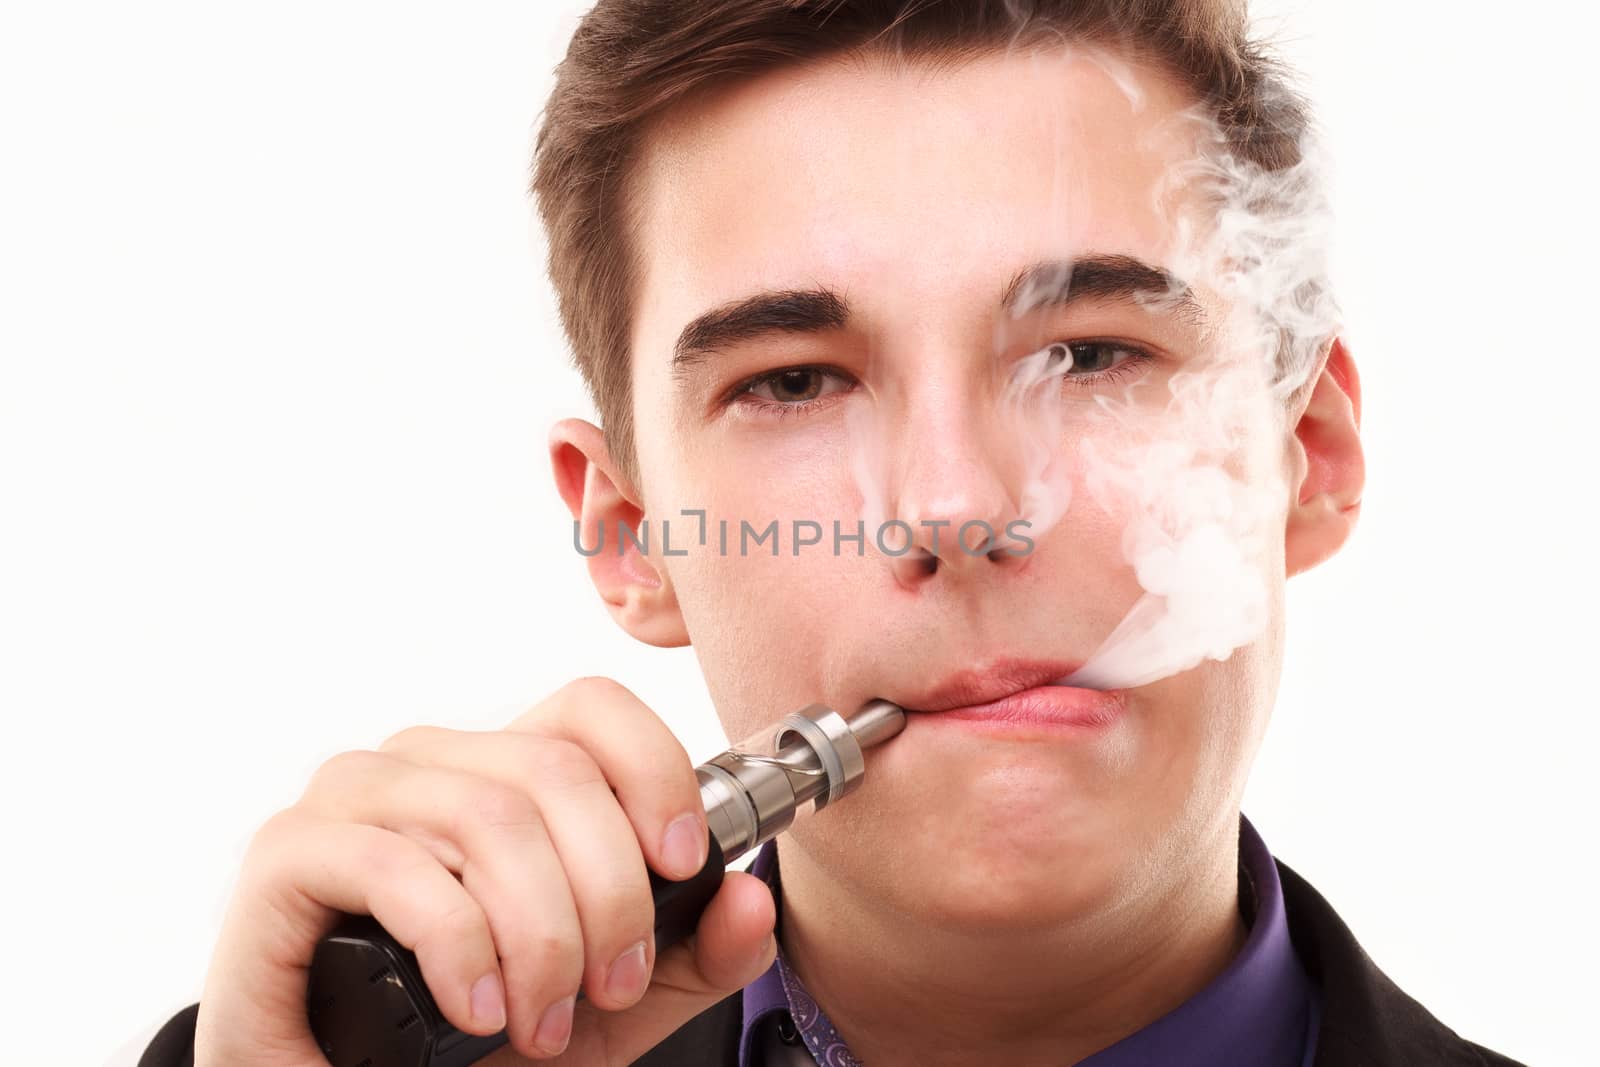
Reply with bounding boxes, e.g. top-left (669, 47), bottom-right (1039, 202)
top-left (531, 0), bottom-right (1314, 483)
